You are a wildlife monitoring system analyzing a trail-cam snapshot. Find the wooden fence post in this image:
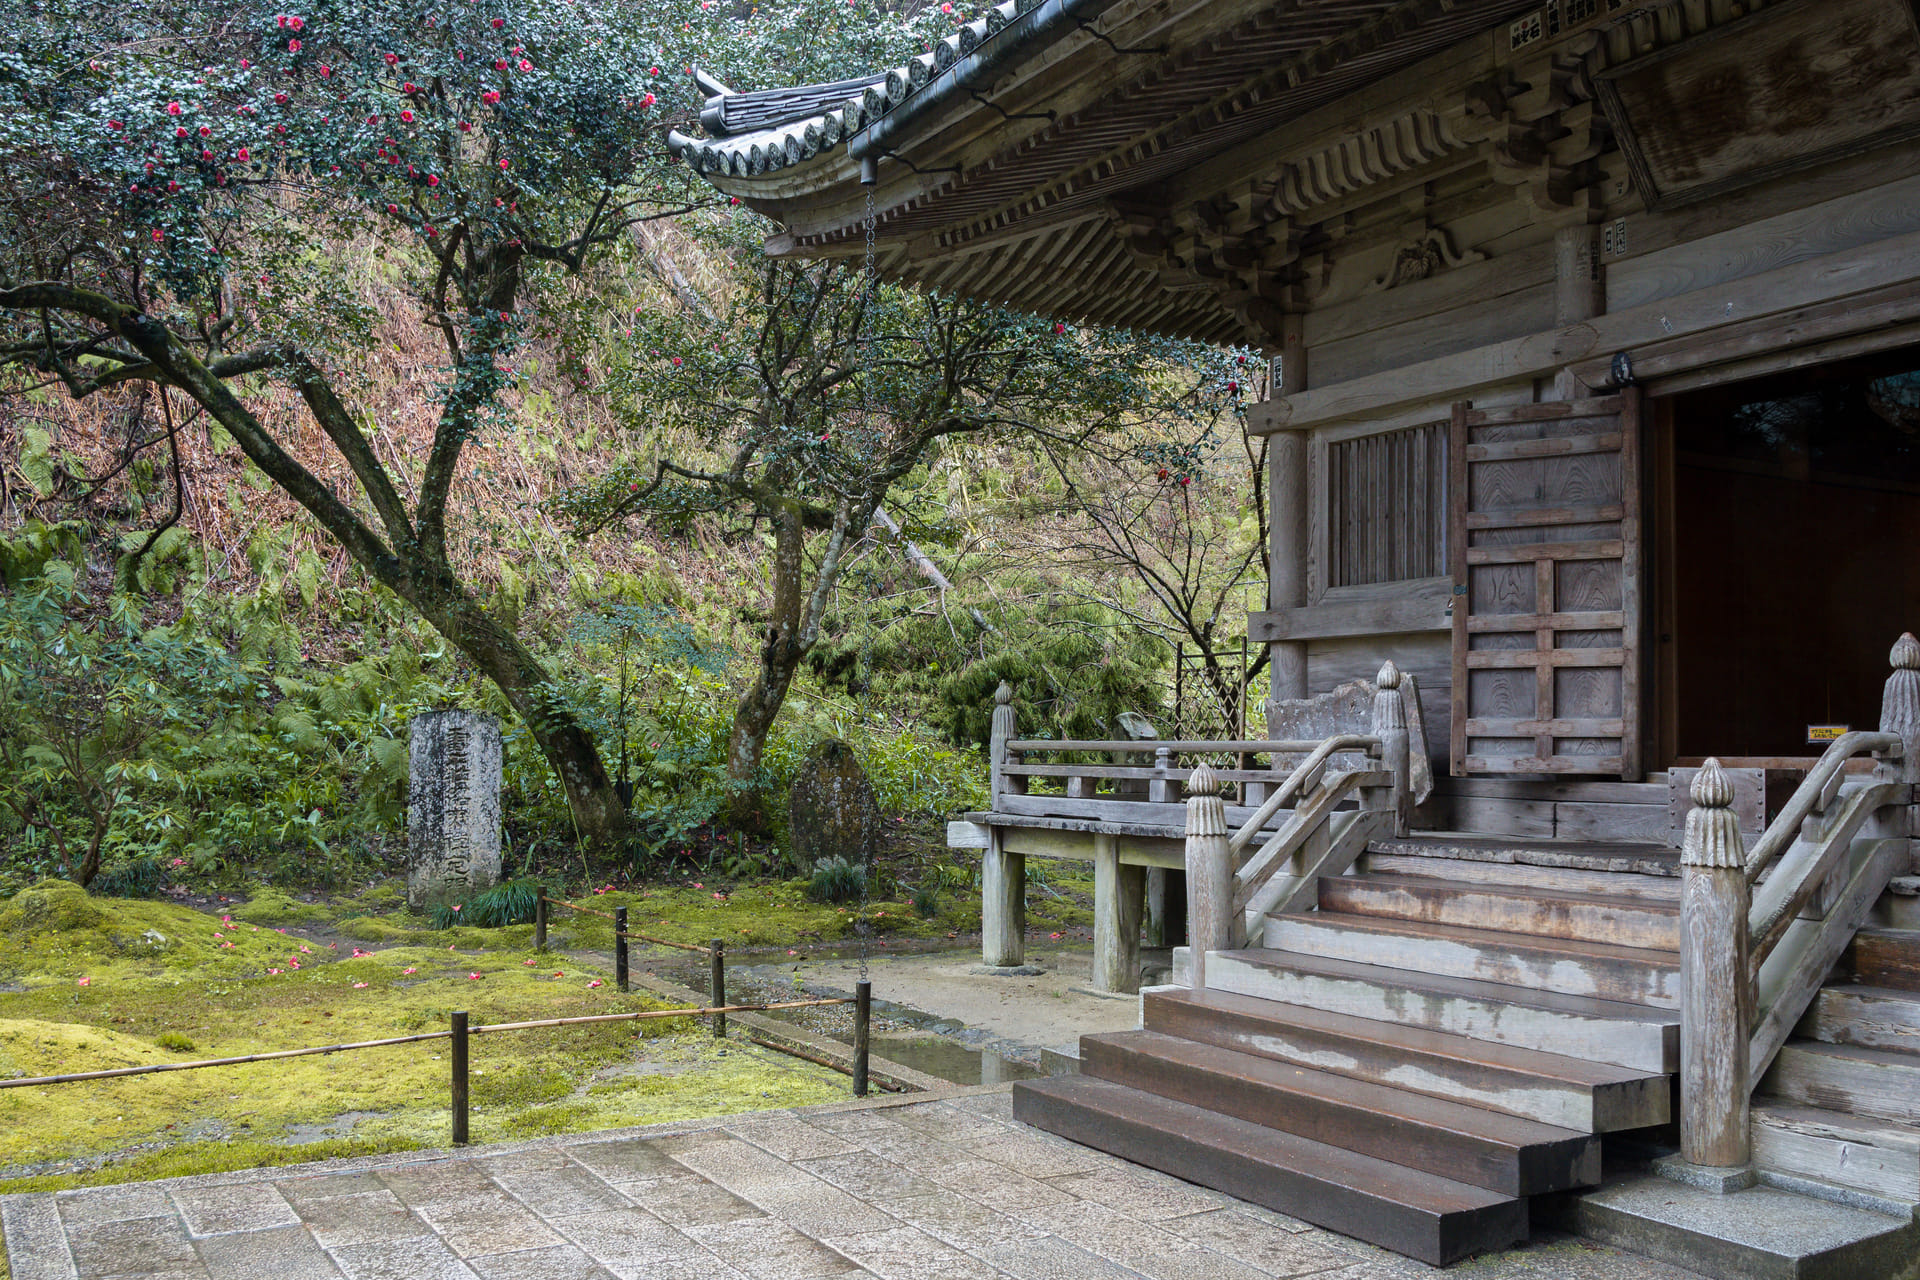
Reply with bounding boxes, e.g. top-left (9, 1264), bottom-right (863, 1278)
top-left (1679, 758), bottom-right (1752, 1169)
top-left (1148, 746), bottom-right (1173, 804)
top-left (1184, 765), bottom-right (1232, 990)
top-left (853, 979), bottom-right (872, 1097)
top-left (711, 939), bottom-right (726, 1039)
top-left (450, 1011), bottom-right (470, 1147)
top-left (1371, 660), bottom-right (1411, 837)
top-left (534, 893), bottom-right (548, 951)
top-left (614, 907), bottom-right (629, 994)
top-left (982, 684), bottom-right (1026, 968)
